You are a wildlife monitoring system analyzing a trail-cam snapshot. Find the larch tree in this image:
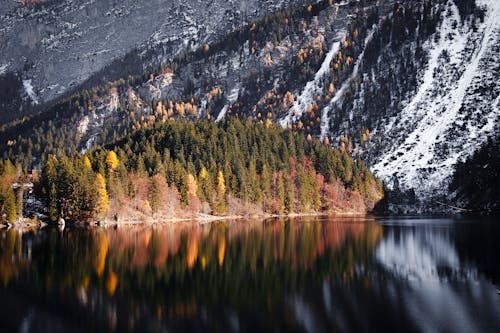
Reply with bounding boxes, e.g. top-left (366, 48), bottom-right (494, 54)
top-left (214, 170), bottom-right (226, 215)
top-left (95, 173), bottom-right (109, 217)
top-left (106, 151), bottom-right (120, 173)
